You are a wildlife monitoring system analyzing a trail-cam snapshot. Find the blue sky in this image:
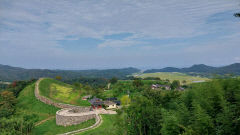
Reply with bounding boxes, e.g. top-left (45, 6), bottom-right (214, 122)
top-left (0, 0), bottom-right (240, 69)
